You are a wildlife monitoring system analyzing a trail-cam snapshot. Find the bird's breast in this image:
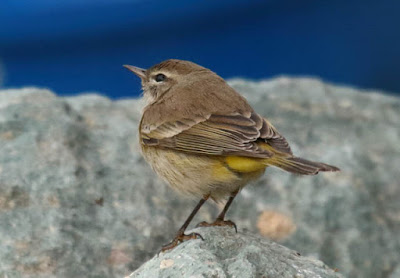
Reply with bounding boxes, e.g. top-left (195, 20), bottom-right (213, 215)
top-left (140, 145), bottom-right (266, 200)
